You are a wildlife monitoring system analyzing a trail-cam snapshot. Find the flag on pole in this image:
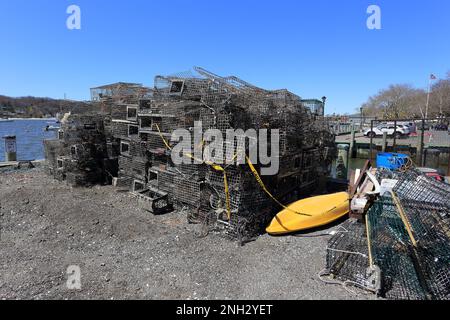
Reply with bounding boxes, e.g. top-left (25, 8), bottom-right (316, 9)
top-left (430, 74), bottom-right (437, 80)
